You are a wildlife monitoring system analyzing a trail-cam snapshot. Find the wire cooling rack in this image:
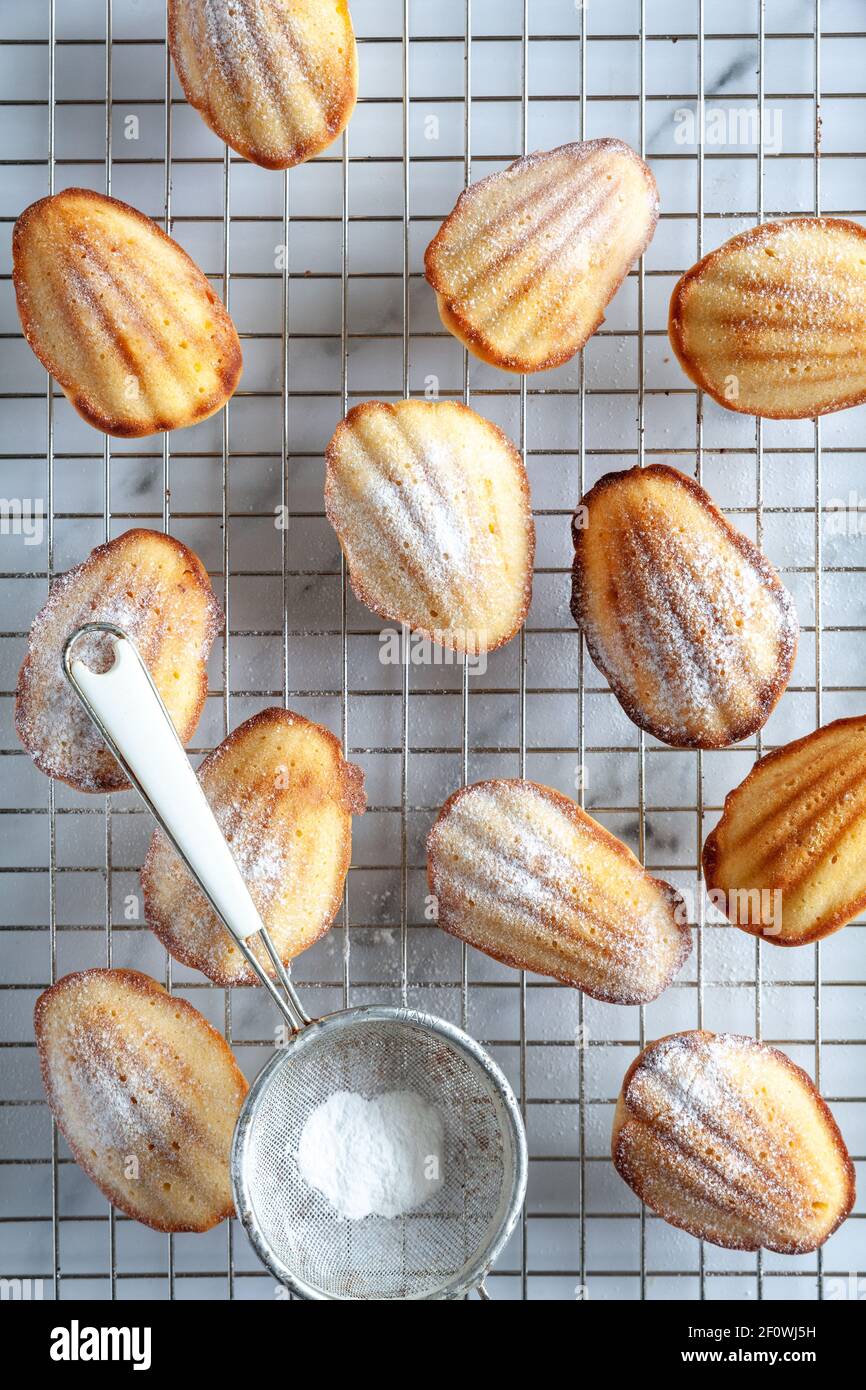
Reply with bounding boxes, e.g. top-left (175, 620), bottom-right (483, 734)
top-left (1, 0), bottom-right (865, 1302)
